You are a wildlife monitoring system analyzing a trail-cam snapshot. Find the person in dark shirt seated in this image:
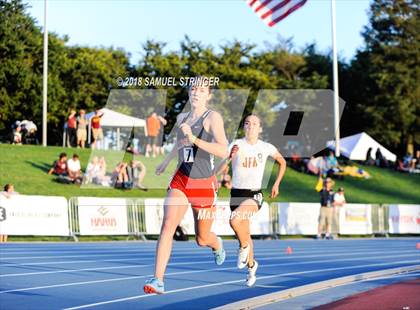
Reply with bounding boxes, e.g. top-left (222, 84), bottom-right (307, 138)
top-left (48, 152), bottom-right (68, 176)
